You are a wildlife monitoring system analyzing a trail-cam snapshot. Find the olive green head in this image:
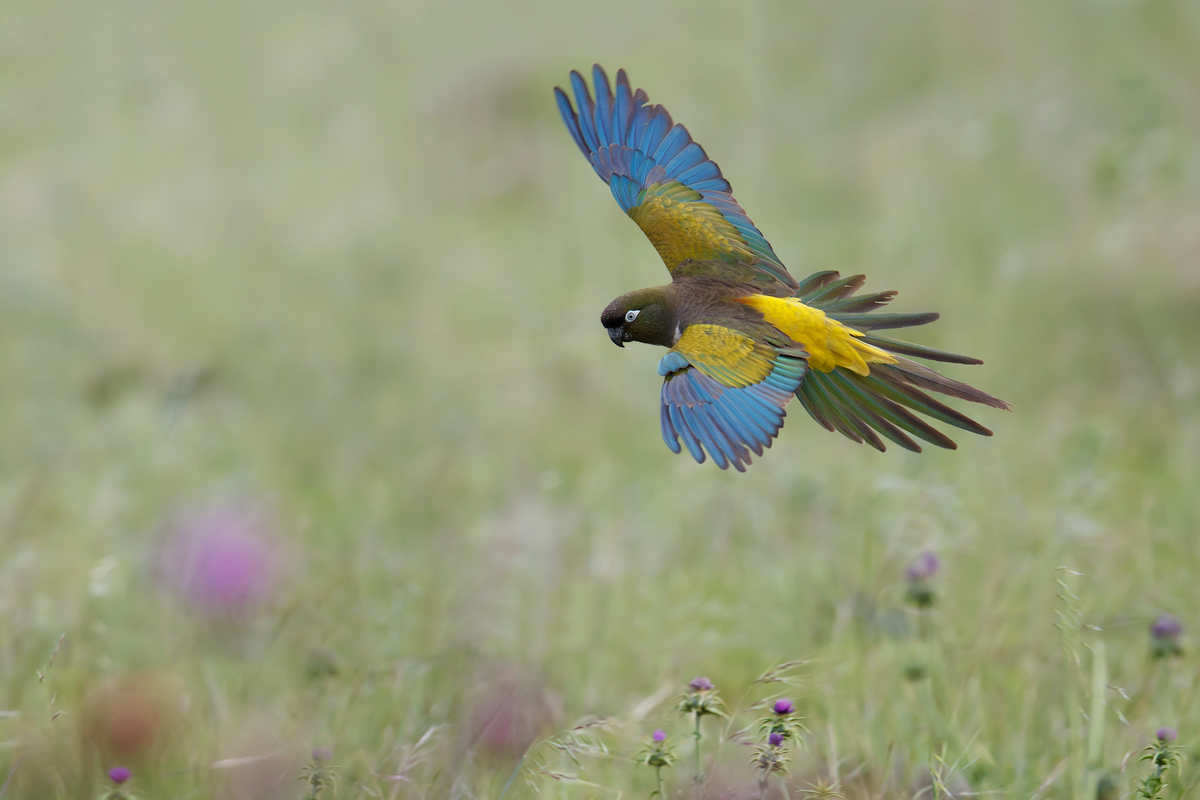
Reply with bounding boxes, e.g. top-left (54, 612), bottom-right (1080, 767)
top-left (600, 287), bottom-right (677, 348)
